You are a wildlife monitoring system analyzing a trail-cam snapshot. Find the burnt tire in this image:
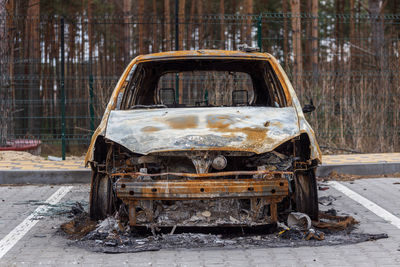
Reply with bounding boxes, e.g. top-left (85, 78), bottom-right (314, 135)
top-left (293, 169), bottom-right (319, 221)
top-left (89, 170), bottom-right (116, 220)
